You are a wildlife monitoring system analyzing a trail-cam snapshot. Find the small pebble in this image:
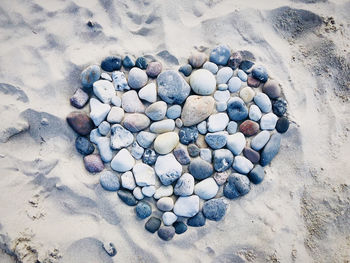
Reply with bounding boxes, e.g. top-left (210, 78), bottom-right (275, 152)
top-left (142, 149), bottom-right (157, 166)
top-left (233, 156), bottom-right (253, 174)
top-left (216, 67), bottom-right (233, 85)
top-left (163, 212), bottom-right (178, 226)
top-left (98, 121), bottom-right (110, 136)
top-left (202, 61), bottom-right (218, 74)
top-left (146, 61), bottom-right (162, 78)
top-left (214, 90), bottom-right (230, 102)
top-left (276, 117), bottom-right (289, 133)
top-left (217, 84), bottom-right (228, 91)
top-left (249, 105), bottom-right (262, 121)
top-left (200, 148), bottom-right (212, 163)
top-left (75, 136), bottom-right (94, 155)
top-left (173, 146), bottom-right (191, 165)
top-left (207, 113), bottom-right (229, 132)
top-left (111, 148), bottom-right (135, 172)
top-left (239, 60), bottom-right (254, 73)
top-left (81, 65), bottom-right (101, 89)
top-left (188, 51), bottom-right (207, 68)
top-left (136, 131), bottom-right (156, 148)
top-left (135, 57), bottom-right (148, 69)
top-left (121, 171), bottom-right (136, 190)
top-left (179, 64), bottom-right (192, 77)
top-left (228, 77), bottom-right (241, 93)
top-left (138, 83), bottom-right (157, 103)
top-left (227, 97), bottom-right (248, 121)
top-left (158, 226), bottom-right (175, 241)
top-left (223, 173), bottom-right (250, 199)
top-left (243, 147), bottom-right (260, 164)
top-left (166, 105), bottom-right (182, 119)
top-left (197, 121), bottom-right (207, 135)
top-left (188, 158), bottom-right (213, 180)
top-left (181, 95), bottom-right (215, 126)
top-left (187, 211), bottom-right (206, 227)
top-left (89, 98), bottom-right (111, 126)
top-left (239, 86), bottom-right (255, 103)
top-left (173, 222), bottom-right (187, 234)
top-left (247, 76), bottom-right (260, 88)
top-left (145, 217), bottom-right (161, 233)
top-left (272, 98), bottom-right (287, 117)
top-left (213, 170), bottom-right (230, 185)
top-left (84, 154), bottom-right (104, 173)
top-left (179, 126), bottom-right (198, 145)
top-left (133, 187), bottom-right (144, 200)
top-left (122, 55), bottom-right (135, 68)
top-left (110, 124), bottom-right (133, 150)
top-left (107, 107), bottom-right (124, 124)
top-left (142, 185), bottom-right (156, 197)
top-left (145, 101), bottom-right (167, 121)
top-left (216, 102), bottom-right (227, 112)
top-left (262, 80), bottom-right (281, 99)
top-left (248, 165), bottom-right (265, 184)
top-left (174, 173), bottom-right (195, 197)
top-left (154, 185), bottom-right (173, 199)
top-left (131, 141), bottom-right (144, 160)
top-left (112, 71), bottom-right (129, 92)
top-left (118, 190), bottom-right (138, 206)
top-left (227, 52), bottom-right (242, 70)
top-left (155, 153), bottom-right (182, 185)
top-left (121, 90), bottom-right (145, 113)
top-left (251, 130), bottom-right (270, 151)
top-left (254, 93), bottom-right (272, 113)
top-left (123, 113), bottom-right (150, 132)
top-left (128, 68), bottom-right (148, 89)
top-left (260, 133), bottom-right (281, 166)
top-left (135, 201), bottom-right (152, 219)
top-left (100, 72), bottom-right (112, 81)
top-left (209, 45), bottom-right (231, 65)
top-left (157, 197), bottom-right (174, 212)
top-left (101, 56), bottom-right (122, 72)
top-left (70, 88), bottom-right (89, 109)
top-left (99, 171), bottom-right (120, 191)
top-left (226, 132), bottom-right (246, 155)
top-left (154, 132), bottom-right (179, 154)
top-left (190, 69), bottom-right (216, 95)
top-left (239, 120), bottom-right (259, 136)
top-left (237, 69), bottom-right (248, 82)
top-left (226, 121), bottom-right (238, 134)
top-left (188, 143), bottom-right (200, 157)
top-left (133, 163), bottom-right (155, 187)
top-left (260, 113), bottom-right (278, 130)
top-left (175, 118), bottom-right (183, 128)
top-left (252, 65), bottom-right (268, 83)
top-left (205, 131), bottom-right (228, 150)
